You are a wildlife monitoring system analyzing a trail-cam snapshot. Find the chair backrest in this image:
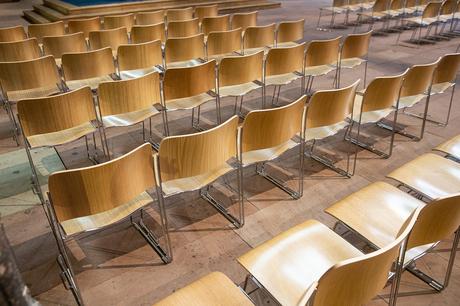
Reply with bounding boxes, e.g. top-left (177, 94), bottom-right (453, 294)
top-left (231, 11), bottom-right (258, 31)
top-left (158, 116), bottom-right (238, 182)
top-left (0, 55), bottom-right (61, 94)
top-left (48, 143), bottom-right (155, 223)
top-left (195, 5), bottom-right (219, 22)
top-left (167, 18), bottom-right (200, 38)
top-left (166, 7), bottom-right (194, 22)
top-left (305, 36), bottom-right (341, 67)
top-left (135, 10), bottom-right (165, 25)
top-left (432, 53), bottom-right (460, 85)
top-left (17, 86), bottom-right (96, 138)
top-left (341, 30), bottom-right (372, 60)
top-left (390, 0), bottom-right (405, 10)
top-left (406, 0), bottom-right (418, 8)
top-left (218, 51), bottom-right (263, 87)
top-left (201, 15), bottom-right (230, 36)
top-left (42, 32), bottom-right (87, 60)
top-left (265, 43), bottom-right (305, 78)
top-left (276, 19), bottom-right (305, 45)
top-left (0, 38), bottom-right (41, 62)
top-left (0, 26), bottom-right (26, 42)
top-left (241, 95), bottom-right (307, 154)
top-left (118, 40), bottom-right (163, 72)
top-left (373, 0), bottom-right (391, 12)
top-left (400, 59), bottom-right (439, 97)
top-left (306, 80), bottom-right (360, 128)
top-left (28, 21), bottom-right (65, 44)
top-left (440, 0), bottom-right (457, 14)
top-left (89, 27), bottom-right (128, 51)
top-left (243, 23), bottom-right (276, 51)
top-left (104, 13), bottom-right (135, 32)
top-left (422, 1), bottom-right (443, 18)
top-left (164, 33), bottom-right (205, 65)
top-left (68, 17), bottom-right (101, 39)
top-left (332, 0), bottom-right (348, 7)
top-left (98, 72), bottom-right (161, 117)
top-left (131, 23), bottom-right (166, 44)
top-left (62, 47), bottom-right (116, 81)
top-left (206, 28), bottom-right (242, 58)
